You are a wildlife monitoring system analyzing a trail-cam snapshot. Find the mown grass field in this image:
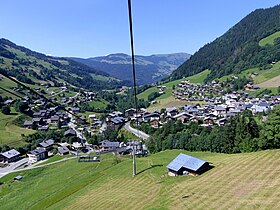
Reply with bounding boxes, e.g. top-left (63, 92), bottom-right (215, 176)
top-left (147, 96), bottom-right (195, 112)
top-left (0, 109), bottom-right (35, 146)
top-left (259, 31), bottom-right (280, 47)
top-left (1, 149), bottom-right (280, 209)
top-left (218, 60), bottom-right (280, 87)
